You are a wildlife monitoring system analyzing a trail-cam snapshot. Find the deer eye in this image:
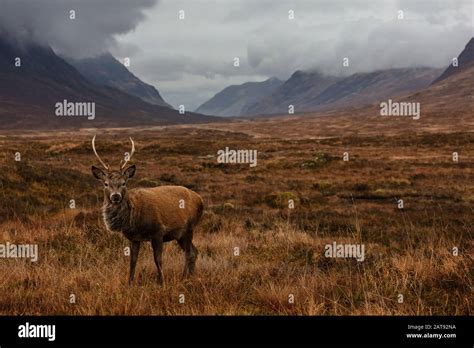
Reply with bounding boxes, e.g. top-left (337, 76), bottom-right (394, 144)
top-left (104, 182), bottom-right (109, 187)
top-left (122, 183), bottom-right (126, 187)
